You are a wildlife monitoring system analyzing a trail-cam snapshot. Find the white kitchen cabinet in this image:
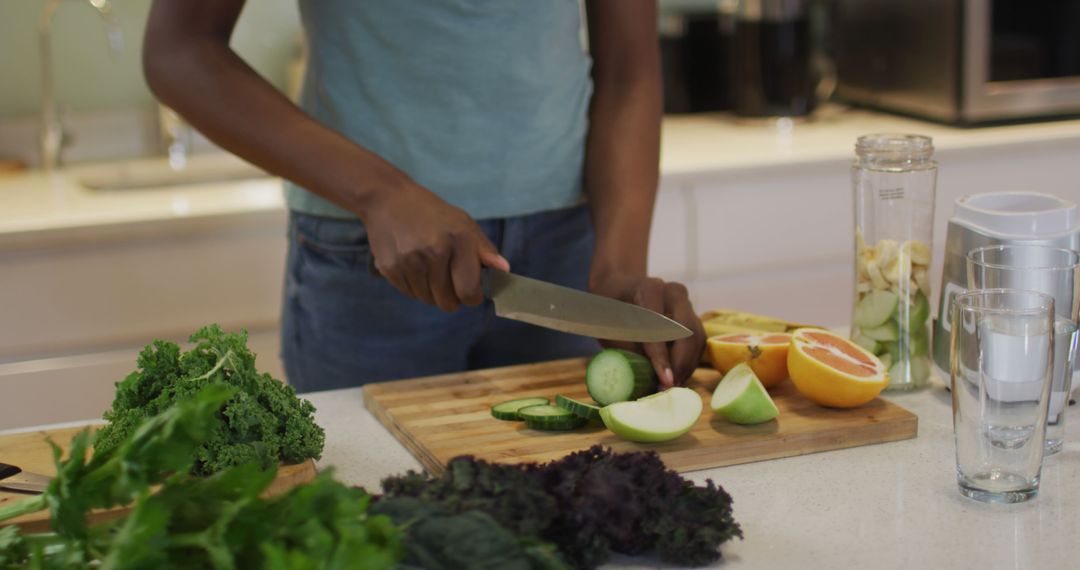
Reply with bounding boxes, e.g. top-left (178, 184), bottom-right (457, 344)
top-left (674, 135), bottom-right (1080, 326)
top-left (0, 213), bottom-right (288, 430)
top-left (4, 108), bottom-right (1080, 431)
top-left (647, 181), bottom-right (691, 280)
